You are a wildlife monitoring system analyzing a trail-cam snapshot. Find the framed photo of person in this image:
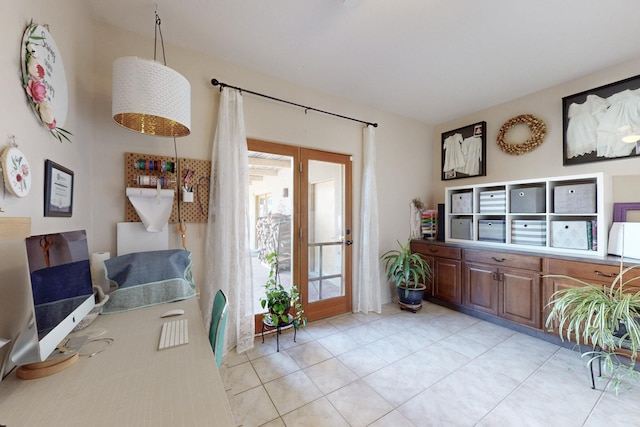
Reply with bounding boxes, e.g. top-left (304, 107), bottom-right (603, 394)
top-left (441, 121), bottom-right (486, 181)
top-left (44, 160), bottom-right (74, 217)
top-left (563, 74), bottom-right (640, 166)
